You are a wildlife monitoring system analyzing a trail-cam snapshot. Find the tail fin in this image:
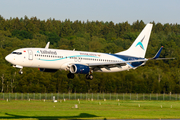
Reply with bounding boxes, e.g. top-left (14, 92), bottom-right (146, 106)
top-left (116, 23), bottom-right (153, 58)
